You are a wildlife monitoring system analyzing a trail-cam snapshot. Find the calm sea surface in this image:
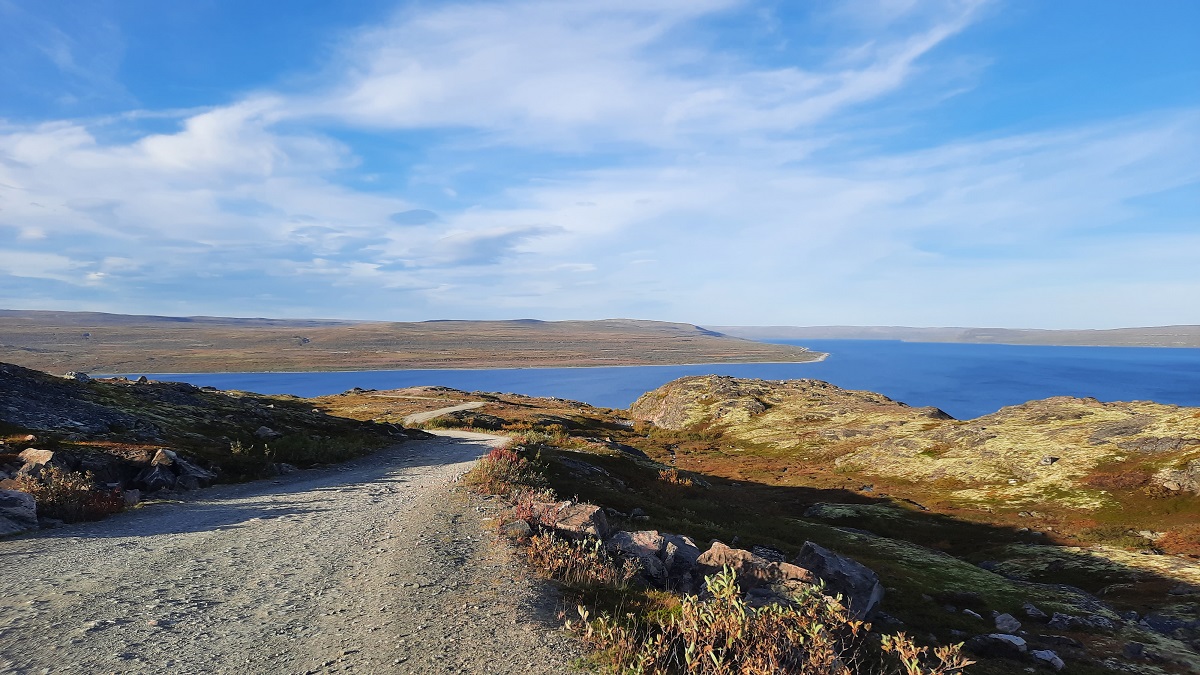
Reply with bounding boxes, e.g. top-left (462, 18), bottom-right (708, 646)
top-left (130, 340), bottom-right (1200, 420)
